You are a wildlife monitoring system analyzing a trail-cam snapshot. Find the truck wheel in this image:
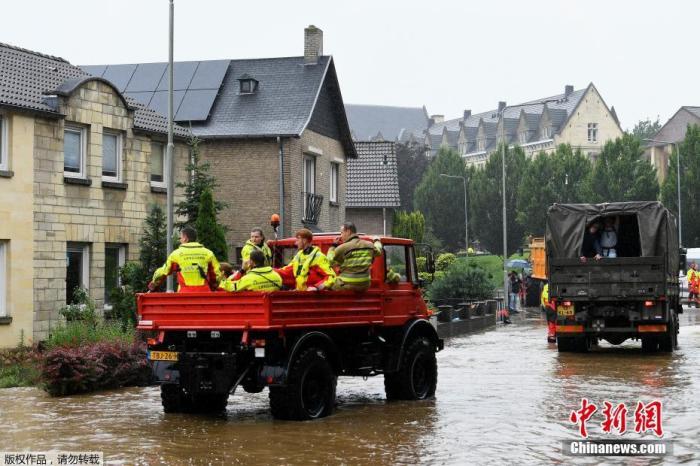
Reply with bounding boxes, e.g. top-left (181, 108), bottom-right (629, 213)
top-left (161, 384), bottom-right (192, 413)
top-left (384, 337), bottom-right (437, 401)
top-left (557, 337), bottom-right (575, 352)
top-left (641, 337), bottom-right (658, 353)
top-left (191, 393), bottom-right (229, 414)
top-left (658, 313), bottom-right (678, 353)
top-left (574, 336), bottom-right (591, 353)
top-left (269, 347), bottom-right (337, 420)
